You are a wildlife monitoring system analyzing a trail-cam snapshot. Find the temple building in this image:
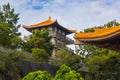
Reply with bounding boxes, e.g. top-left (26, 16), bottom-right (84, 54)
top-left (74, 25), bottom-right (120, 52)
top-left (23, 17), bottom-right (74, 56)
